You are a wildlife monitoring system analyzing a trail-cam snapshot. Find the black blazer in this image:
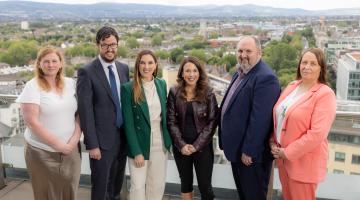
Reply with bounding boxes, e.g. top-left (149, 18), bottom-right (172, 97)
top-left (76, 57), bottom-right (129, 150)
